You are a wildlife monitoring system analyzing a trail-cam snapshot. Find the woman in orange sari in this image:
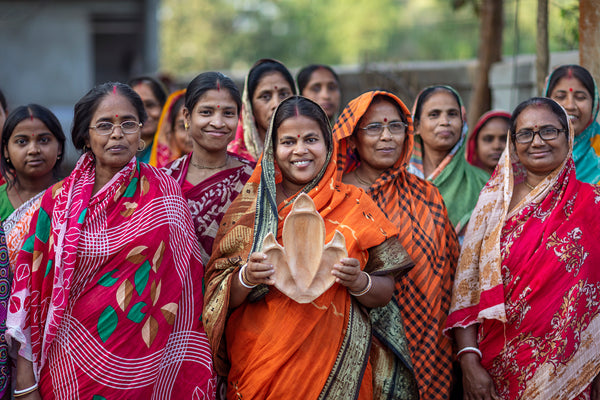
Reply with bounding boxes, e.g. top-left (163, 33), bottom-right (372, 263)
top-left (204, 95), bottom-right (413, 399)
top-left (333, 91), bottom-right (460, 399)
